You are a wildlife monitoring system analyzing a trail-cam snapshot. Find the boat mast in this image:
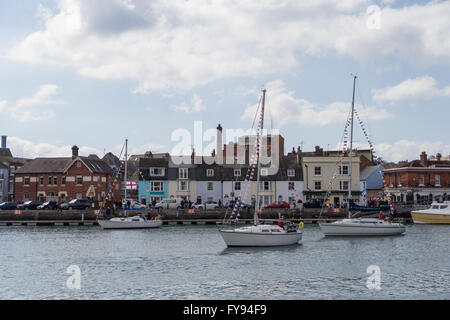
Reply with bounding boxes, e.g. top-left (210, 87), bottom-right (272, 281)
top-left (124, 138), bottom-right (128, 217)
top-left (348, 75), bottom-right (357, 218)
top-left (254, 89), bottom-right (266, 225)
